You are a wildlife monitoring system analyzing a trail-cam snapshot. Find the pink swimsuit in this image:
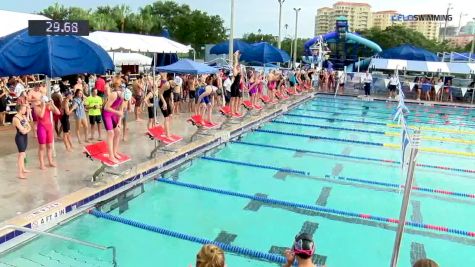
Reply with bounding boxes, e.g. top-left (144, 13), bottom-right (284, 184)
top-left (102, 92), bottom-right (123, 131)
top-left (37, 106), bottom-right (54, 145)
